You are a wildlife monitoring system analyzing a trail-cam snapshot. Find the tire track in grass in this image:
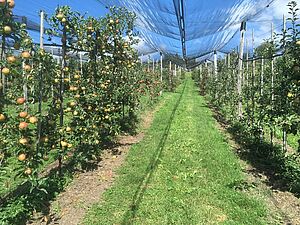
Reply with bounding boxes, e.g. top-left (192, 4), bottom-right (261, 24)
top-left (121, 80), bottom-right (187, 224)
